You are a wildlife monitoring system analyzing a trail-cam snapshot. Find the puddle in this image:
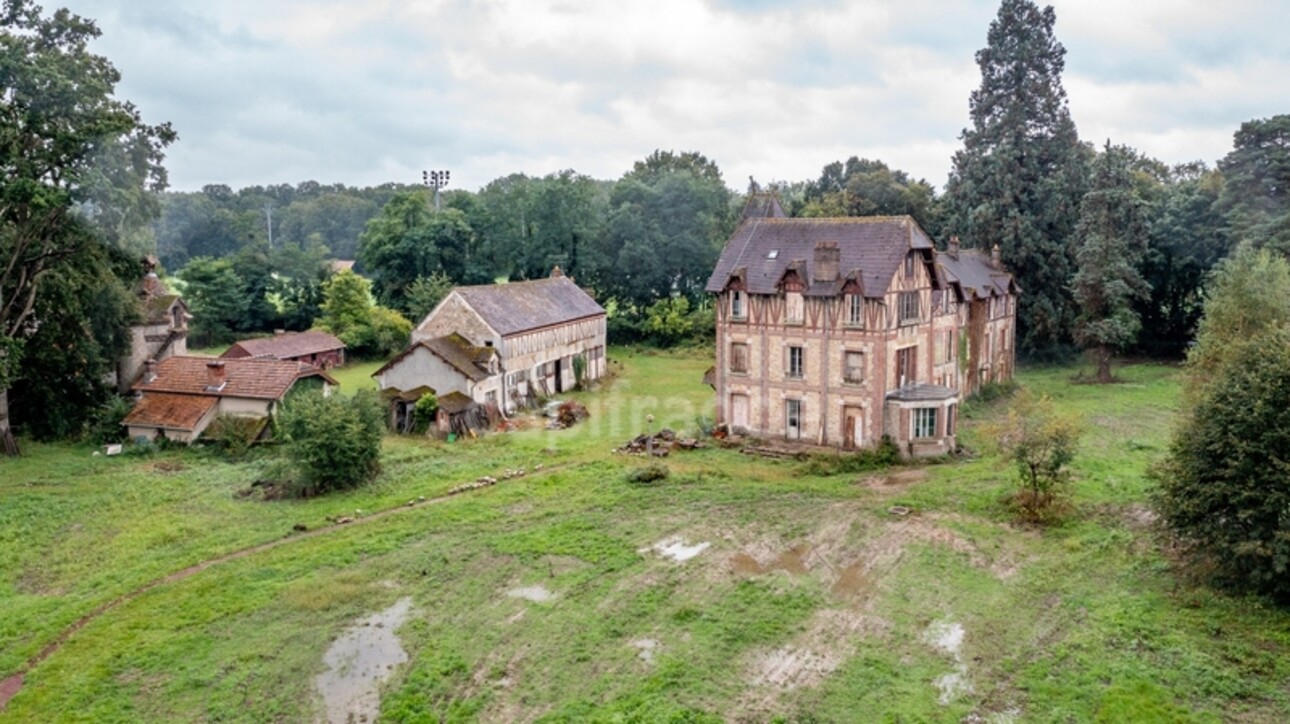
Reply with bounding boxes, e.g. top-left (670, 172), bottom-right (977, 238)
top-left (729, 545), bottom-right (811, 576)
top-left (315, 597), bottom-right (414, 724)
top-left (632, 638), bottom-right (659, 664)
top-left (507, 585), bottom-right (556, 603)
top-left (923, 619), bottom-right (972, 705)
top-left (645, 537), bottom-right (710, 562)
top-left (830, 561), bottom-right (870, 597)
